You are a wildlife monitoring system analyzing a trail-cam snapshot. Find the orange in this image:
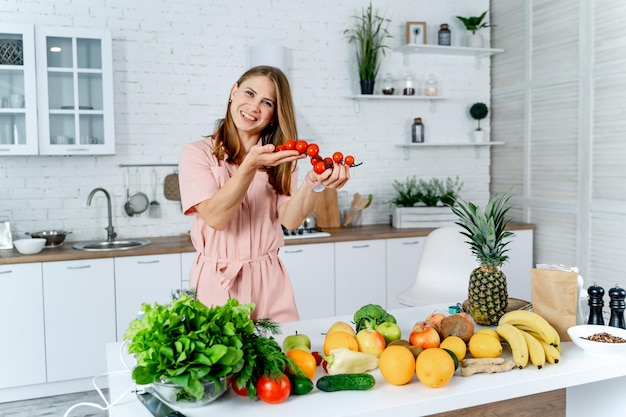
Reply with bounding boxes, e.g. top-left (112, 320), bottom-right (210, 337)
top-left (323, 331), bottom-right (359, 356)
top-left (286, 349), bottom-right (317, 380)
top-left (415, 348), bottom-right (455, 388)
top-left (439, 336), bottom-right (467, 361)
top-left (379, 345), bottom-right (416, 385)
